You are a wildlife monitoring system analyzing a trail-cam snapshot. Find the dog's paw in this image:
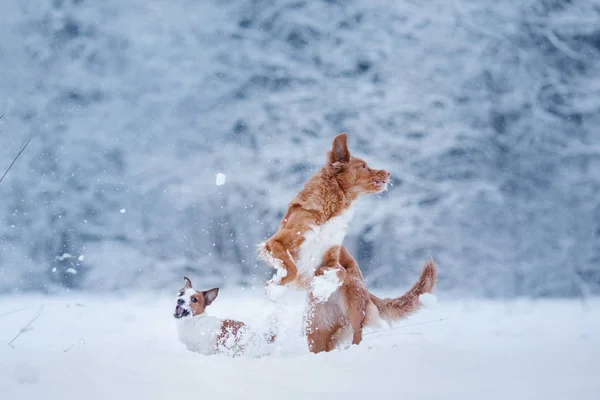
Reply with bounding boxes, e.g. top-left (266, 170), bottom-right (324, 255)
top-left (265, 280), bottom-right (286, 302)
top-left (311, 269), bottom-right (343, 302)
